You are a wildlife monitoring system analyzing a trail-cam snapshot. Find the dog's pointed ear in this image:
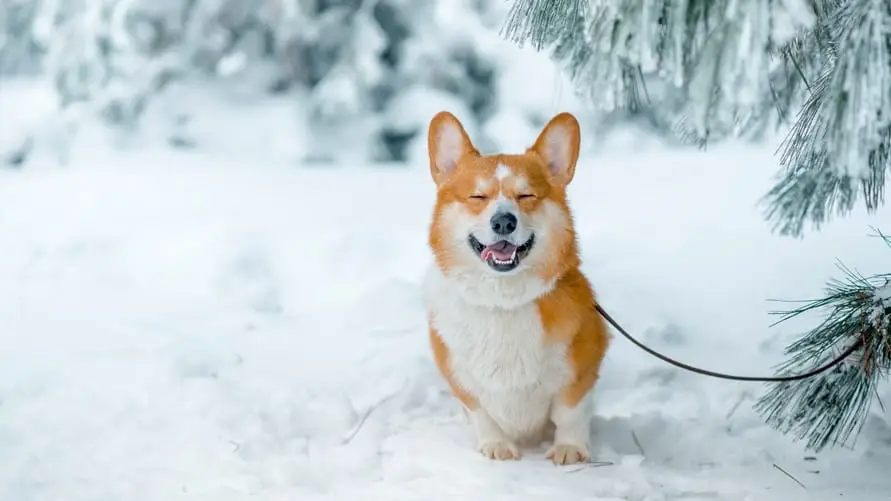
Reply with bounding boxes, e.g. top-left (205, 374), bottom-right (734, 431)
top-left (427, 111), bottom-right (479, 184)
top-left (529, 112), bottom-right (581, 186)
